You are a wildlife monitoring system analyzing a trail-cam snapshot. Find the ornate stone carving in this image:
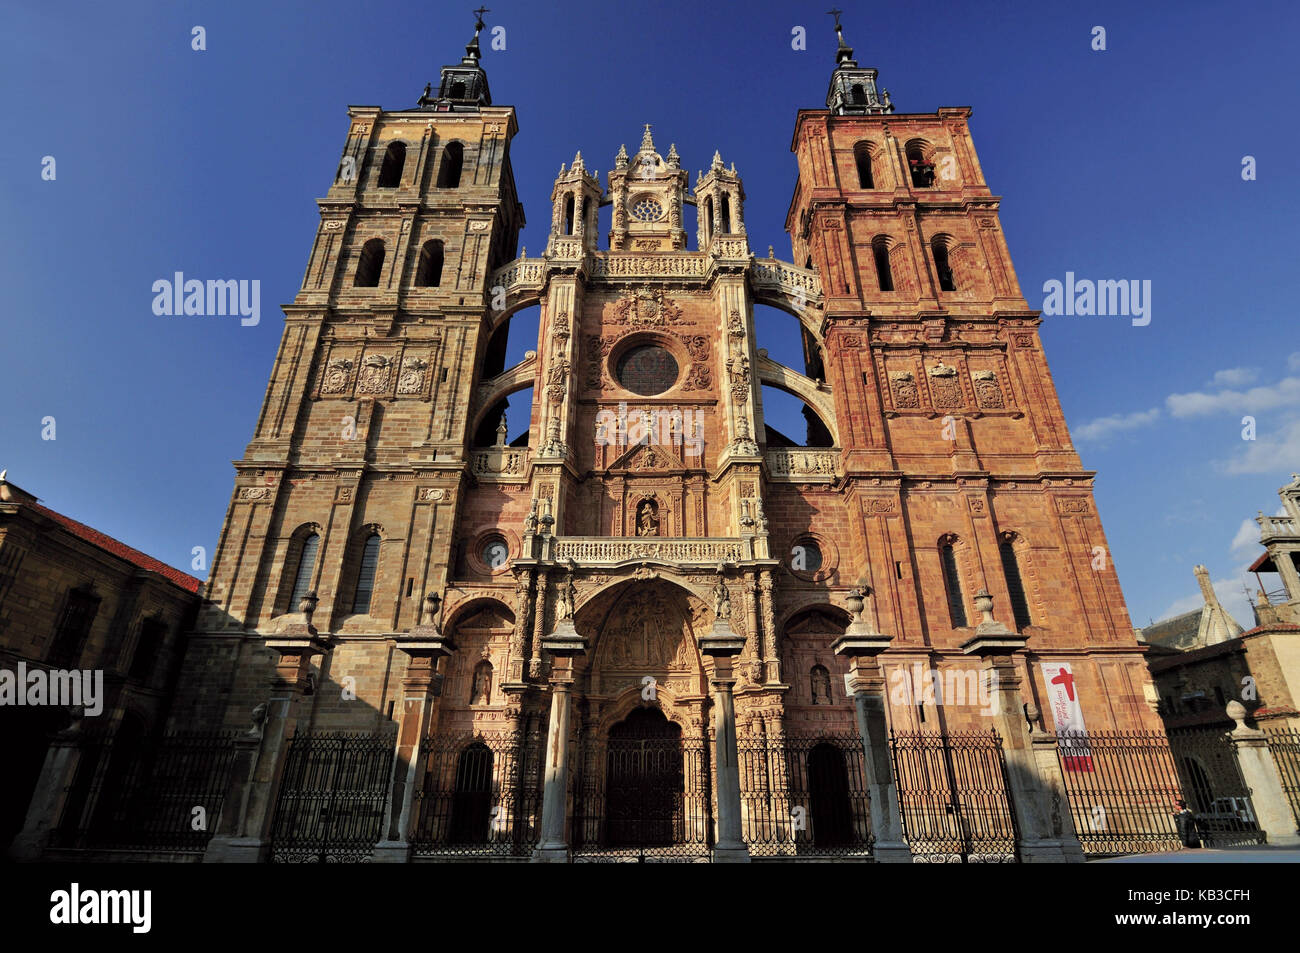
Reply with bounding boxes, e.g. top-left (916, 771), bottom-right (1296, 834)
top-left (357, 354), bottom-right (393, 394)
top-left (727, 353), bottom-right (751, 402)
top-left (972, 369), bottom-right (1004, 409)
top-left (890, 370), bottom-right (920, 409)
top-left (238, 487), bottom-right (271, 502)
top-left (323, 358), bottom-right (353, 395)
top-left (396, 356), bottom-right (428, 395)
top-left (928, 361), bottom-right (962, 409)
top-left (610, 286), bottom-right (686, 327)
